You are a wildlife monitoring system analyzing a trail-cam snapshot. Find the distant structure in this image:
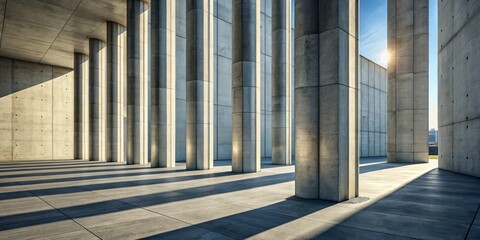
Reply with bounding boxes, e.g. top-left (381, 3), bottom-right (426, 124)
top-left (429, 129), bottom-right (438, 145)
top-left (360, 56), bottom-right (387, 157)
